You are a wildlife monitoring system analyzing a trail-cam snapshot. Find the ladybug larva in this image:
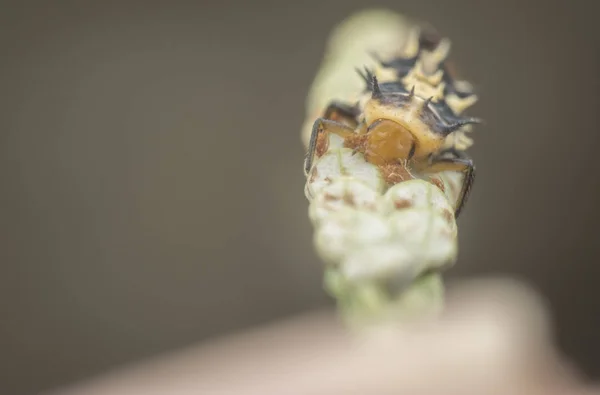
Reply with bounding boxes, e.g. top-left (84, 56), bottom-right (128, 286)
top-left (304, 26), bottom-right (481, 218)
